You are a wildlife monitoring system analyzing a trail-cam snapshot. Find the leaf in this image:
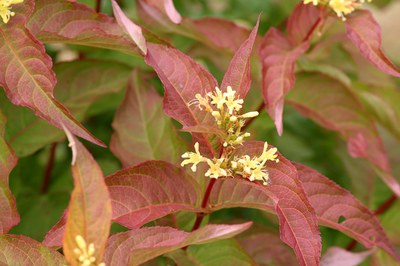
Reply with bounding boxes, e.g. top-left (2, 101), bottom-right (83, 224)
top-left (287, 2), bottom-right (321, 44)
top-left (1, 60), bottom-right (130, 156)
top-left (238, 232), bottom-right (297, 266)
top-left (104, 222), bottom-right (252, 265)
top-left (0, 111), bottom-right (19, 233)
top-left (207, 141), bottom-right (321, 266)
top-left (0, 235), bottom-right (67, 265)
top-left (26, 0), bottom-right (141, 55)
top-left (321, 247), bottom-right (374, 266)
top-left (260, 28), bottom-right (309, 135)
top-left (220, 18), bottom-right (259, 99)
top-left (145, 43), bottom-right (218, 157)
top-left (111, 0), bottom-right (147, 55)
top-left (0, 16), bottom-right (104, 148)
top-left (295, 162), bottom-right (399, 260)
top-left (345, 10), bottom-right (400, 77)
top-left (178, 239), bottom-right (256, 266)
top-left (141, 0), bottom-right (182, 24)
top-left (62, 129), bottom-right (112, 266)
top-left (287, 73), bottom-right (400, 196)
top-left (105, 161), bottom-right (202, 229)
top-left (110, 71), bottom-right (185, 167)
